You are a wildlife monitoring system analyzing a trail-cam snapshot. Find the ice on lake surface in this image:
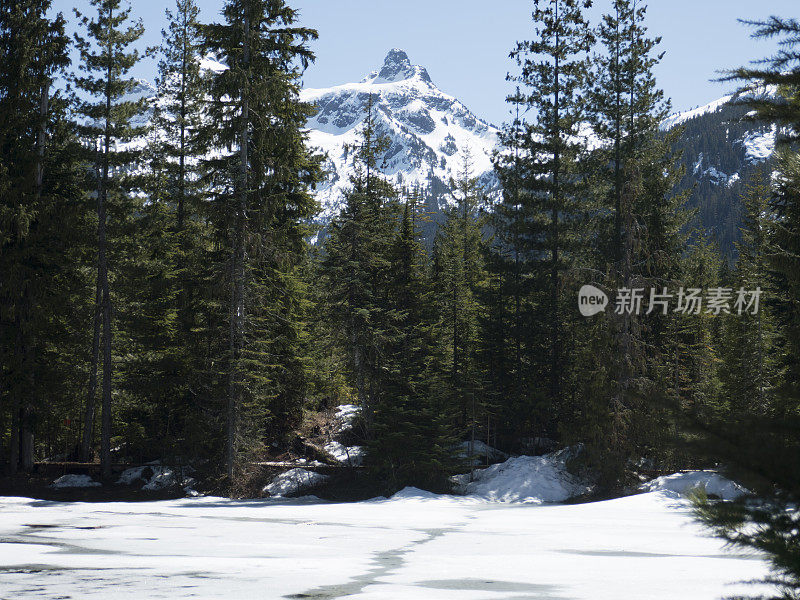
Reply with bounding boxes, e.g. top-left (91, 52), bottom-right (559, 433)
top-left (0, 489), bottom-right (769, 600)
